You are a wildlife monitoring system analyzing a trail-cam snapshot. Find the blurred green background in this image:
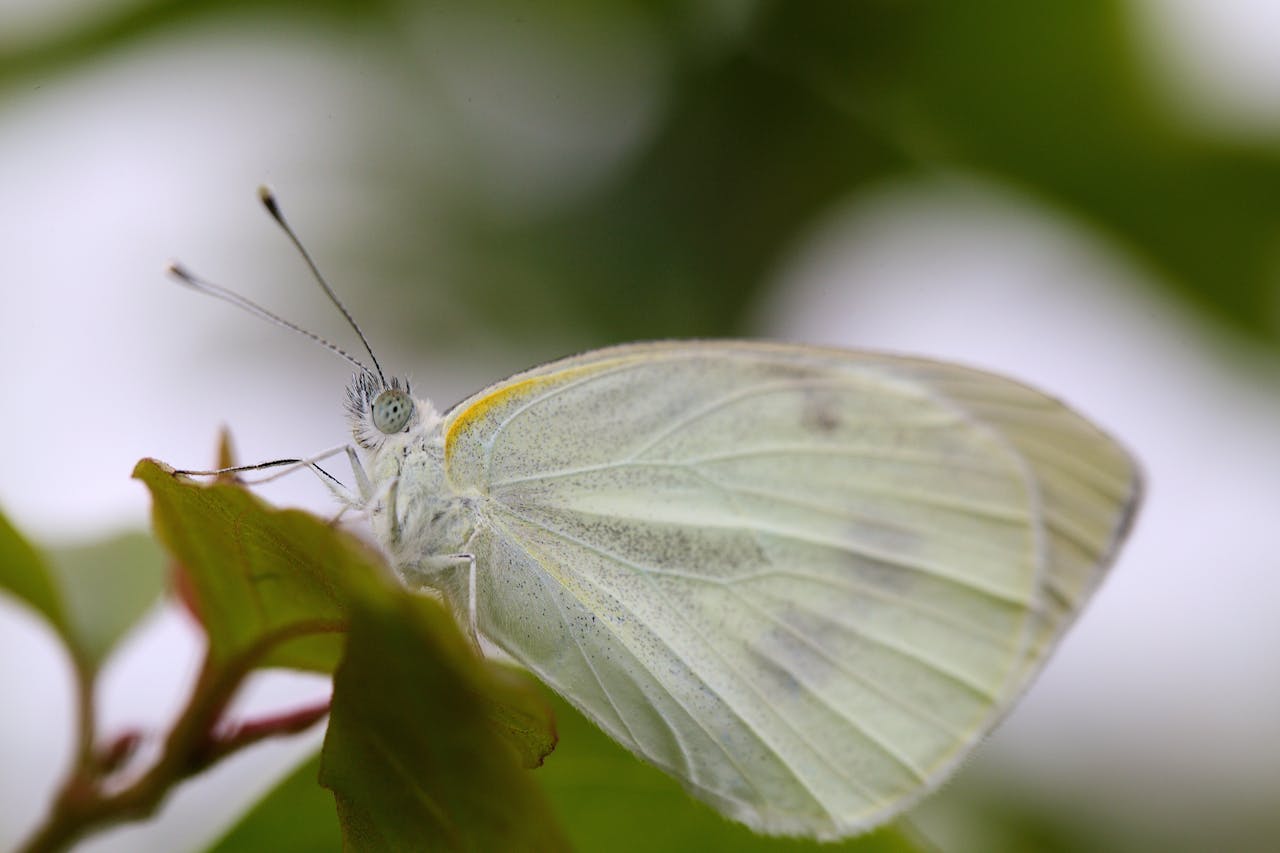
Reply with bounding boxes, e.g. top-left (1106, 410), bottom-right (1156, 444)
top-left (1, 1), bottom-right (1278, 851)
